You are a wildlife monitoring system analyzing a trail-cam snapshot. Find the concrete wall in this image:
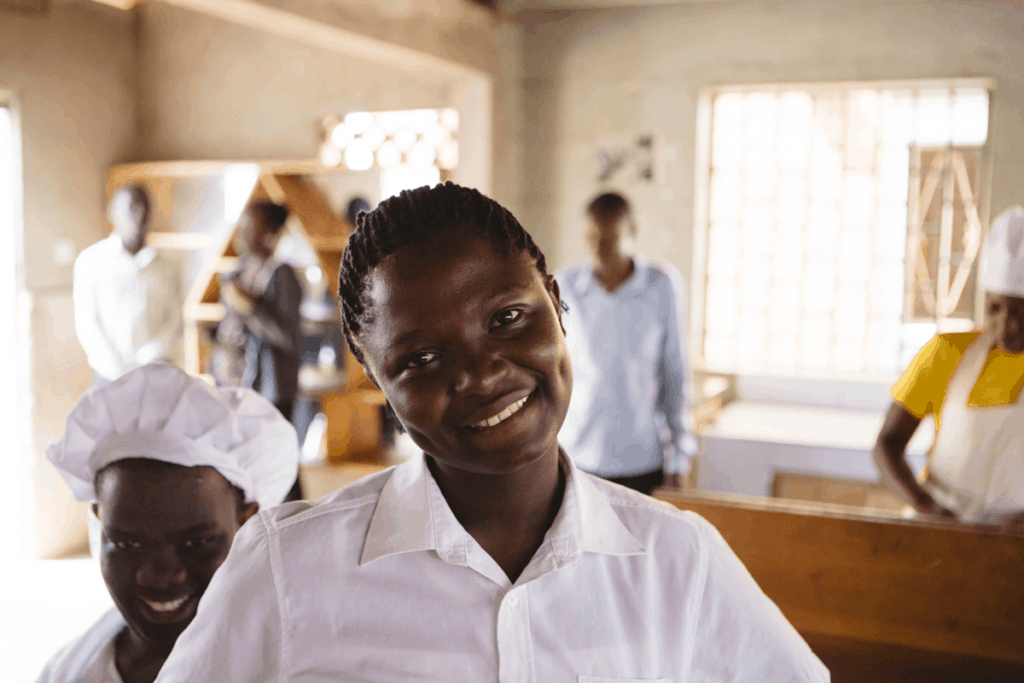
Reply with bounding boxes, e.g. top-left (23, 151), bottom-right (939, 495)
top-left (0, 1), bottom-right (139, 557)
top-left (135, 3), bottom-right (457, 162)
top-left (226, 0), bottom-right (499, 78)
top-left (520, 0), bottom-right (1024, 288)
top-left (492, 22), bottom-right (526, 219)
